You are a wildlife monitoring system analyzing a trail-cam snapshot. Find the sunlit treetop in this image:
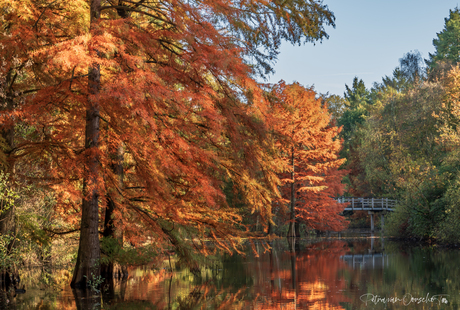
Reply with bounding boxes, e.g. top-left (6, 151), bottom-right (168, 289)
top-left (428, 7), bottom-right (460, 70)
top-left (96, 0), bottom-right (336, 76)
